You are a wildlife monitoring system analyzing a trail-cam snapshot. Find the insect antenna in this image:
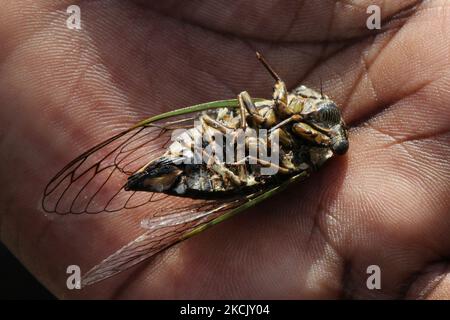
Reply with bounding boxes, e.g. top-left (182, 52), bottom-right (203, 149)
top-left (320, 77), bottom-right (324, 99)
top-left (256, 52), bottom-right (281, 82)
